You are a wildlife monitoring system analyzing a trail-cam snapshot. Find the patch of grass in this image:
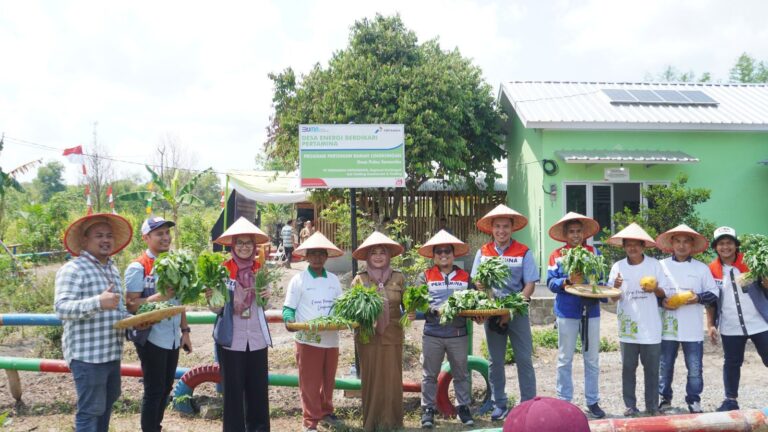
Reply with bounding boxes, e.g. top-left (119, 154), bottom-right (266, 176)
top-left (532, 328), bottom-right (559, 350)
